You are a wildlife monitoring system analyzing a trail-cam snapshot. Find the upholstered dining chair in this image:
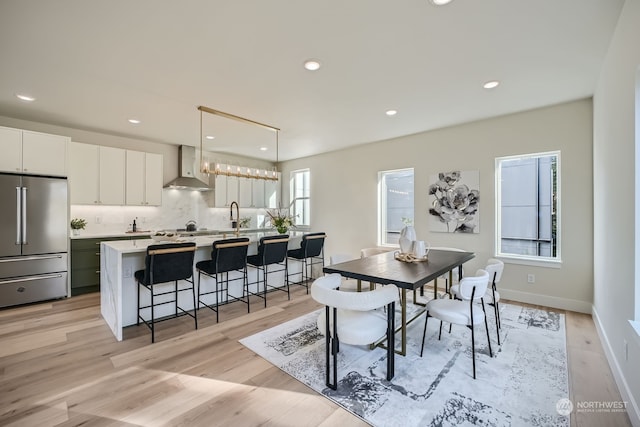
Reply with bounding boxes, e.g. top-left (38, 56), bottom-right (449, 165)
top-left (311, 273), bottom-right (398, 390)
top-left (420, 269), bottom-right (493, 379)
top-left (450, 259), bottom-right (504, 344)
top-left (359, 247), bottom-right (393, 290)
